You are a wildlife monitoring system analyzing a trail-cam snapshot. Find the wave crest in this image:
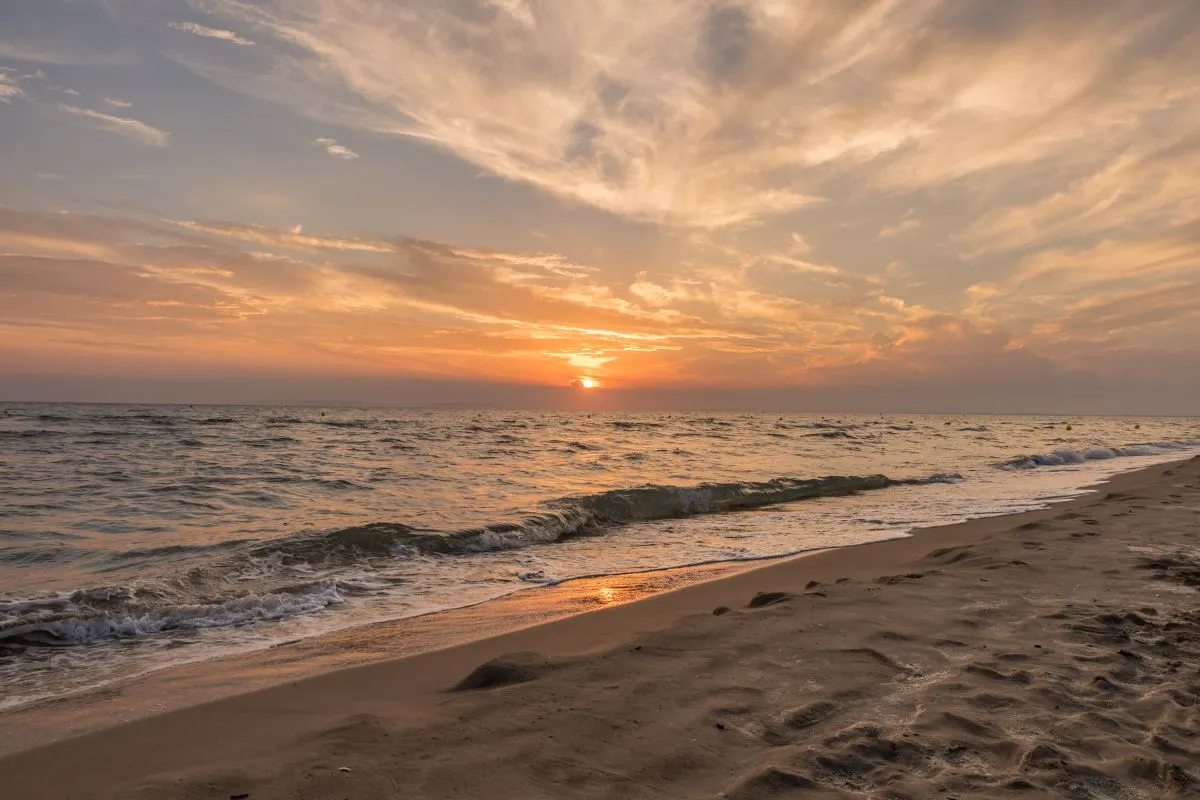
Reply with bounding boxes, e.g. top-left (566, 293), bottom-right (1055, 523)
top-left (998, 440), bottom-right (1200, 470)
top-left (0, 582), bottom-right (345, 647)
top-left (0, 473), bottom-right (927, 647)
top-left (252, 474), bottom-right (912, 565)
